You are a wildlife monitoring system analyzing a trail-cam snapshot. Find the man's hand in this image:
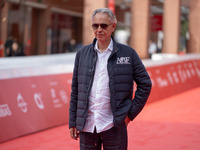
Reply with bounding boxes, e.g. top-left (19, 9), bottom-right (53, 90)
top-left (124, 116), bottom-right (131, 126)
top-left (69, 127), bottom-right (79, 140)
